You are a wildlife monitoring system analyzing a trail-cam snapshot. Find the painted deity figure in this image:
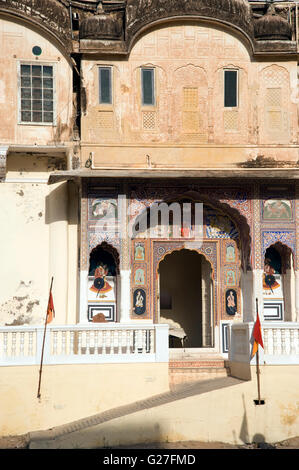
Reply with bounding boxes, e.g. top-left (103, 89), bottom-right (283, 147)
top-left (135, 268), bottom-right (145, 285)
top-left (90, 264), bottom-right (113, 297)
top-left (135, 244), bottom-right (145, 260)
top-left (263, 257), bottom-right (280, 292)
top-left (226, 290), bottom-right (237, 315)
top-left (135, 290), bottom-right (144, 308)
top-left (226, 245), bottom-right (235, 263)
